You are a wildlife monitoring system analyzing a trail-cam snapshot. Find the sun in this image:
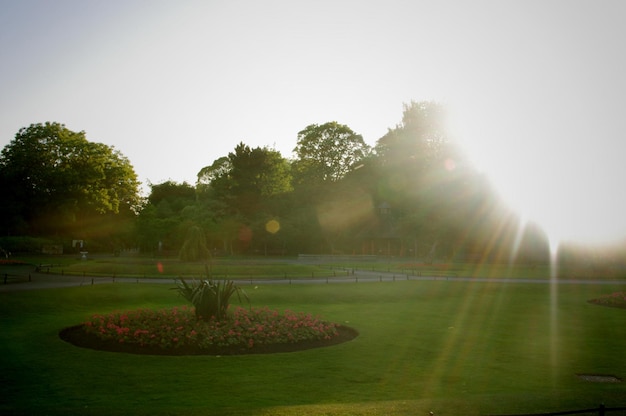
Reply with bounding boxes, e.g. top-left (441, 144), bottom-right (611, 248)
top-left (448, 102), bottom-right (626, 249)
